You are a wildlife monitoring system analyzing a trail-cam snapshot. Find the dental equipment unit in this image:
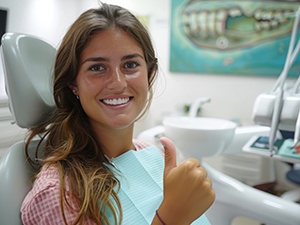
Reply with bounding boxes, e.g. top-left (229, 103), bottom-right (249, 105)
top-left (251, 6), bottom-right (300, 160)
